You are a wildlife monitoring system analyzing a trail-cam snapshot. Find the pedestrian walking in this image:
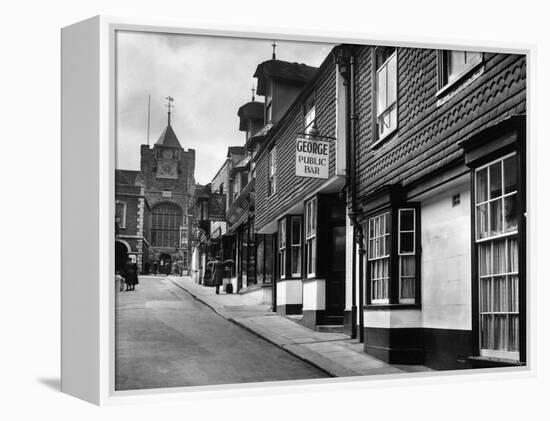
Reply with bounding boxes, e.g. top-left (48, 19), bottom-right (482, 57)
top-left (124, 259), bottom-right (139, 291)
top-left (212, 255), bottom-right (233, 294)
